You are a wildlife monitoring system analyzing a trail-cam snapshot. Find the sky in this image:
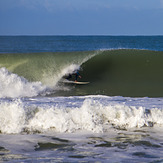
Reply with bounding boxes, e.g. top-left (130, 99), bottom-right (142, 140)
top-left (0, 0), bottom-right (163, 35)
